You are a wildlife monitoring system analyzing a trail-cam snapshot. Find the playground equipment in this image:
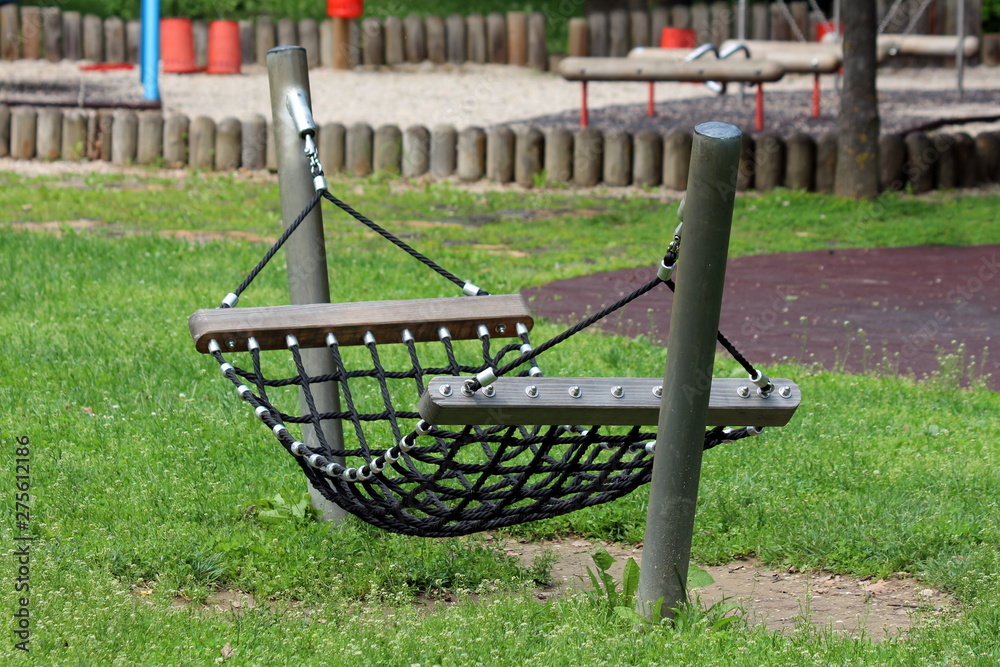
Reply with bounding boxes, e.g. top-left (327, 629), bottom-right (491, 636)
top-left (629, 42), bottom-right (844, 125)
top-left (765, 0), bottom-right (976, 97)
top-left (564, 0), bottom-right (976, 131)
top-left (140, 0), bottom-right (159, 100)
top-left (558, 56), bottom-right (784, 129)
top-left (190, 46), bottom-right (800, 614)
